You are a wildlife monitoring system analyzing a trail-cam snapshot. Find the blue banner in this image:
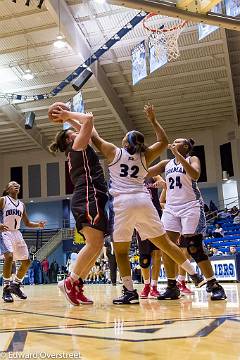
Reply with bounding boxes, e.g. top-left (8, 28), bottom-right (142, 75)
top-left (198, 3), bottom-right (222, 41)
top-left (131, 41), bottom-right (147, 85)
top-left (149, 35), bottom-right (168, 74)
top-left (225, 0), bottom-right (240, 17)
top-left (63, 91), bottom-right (84, 130)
